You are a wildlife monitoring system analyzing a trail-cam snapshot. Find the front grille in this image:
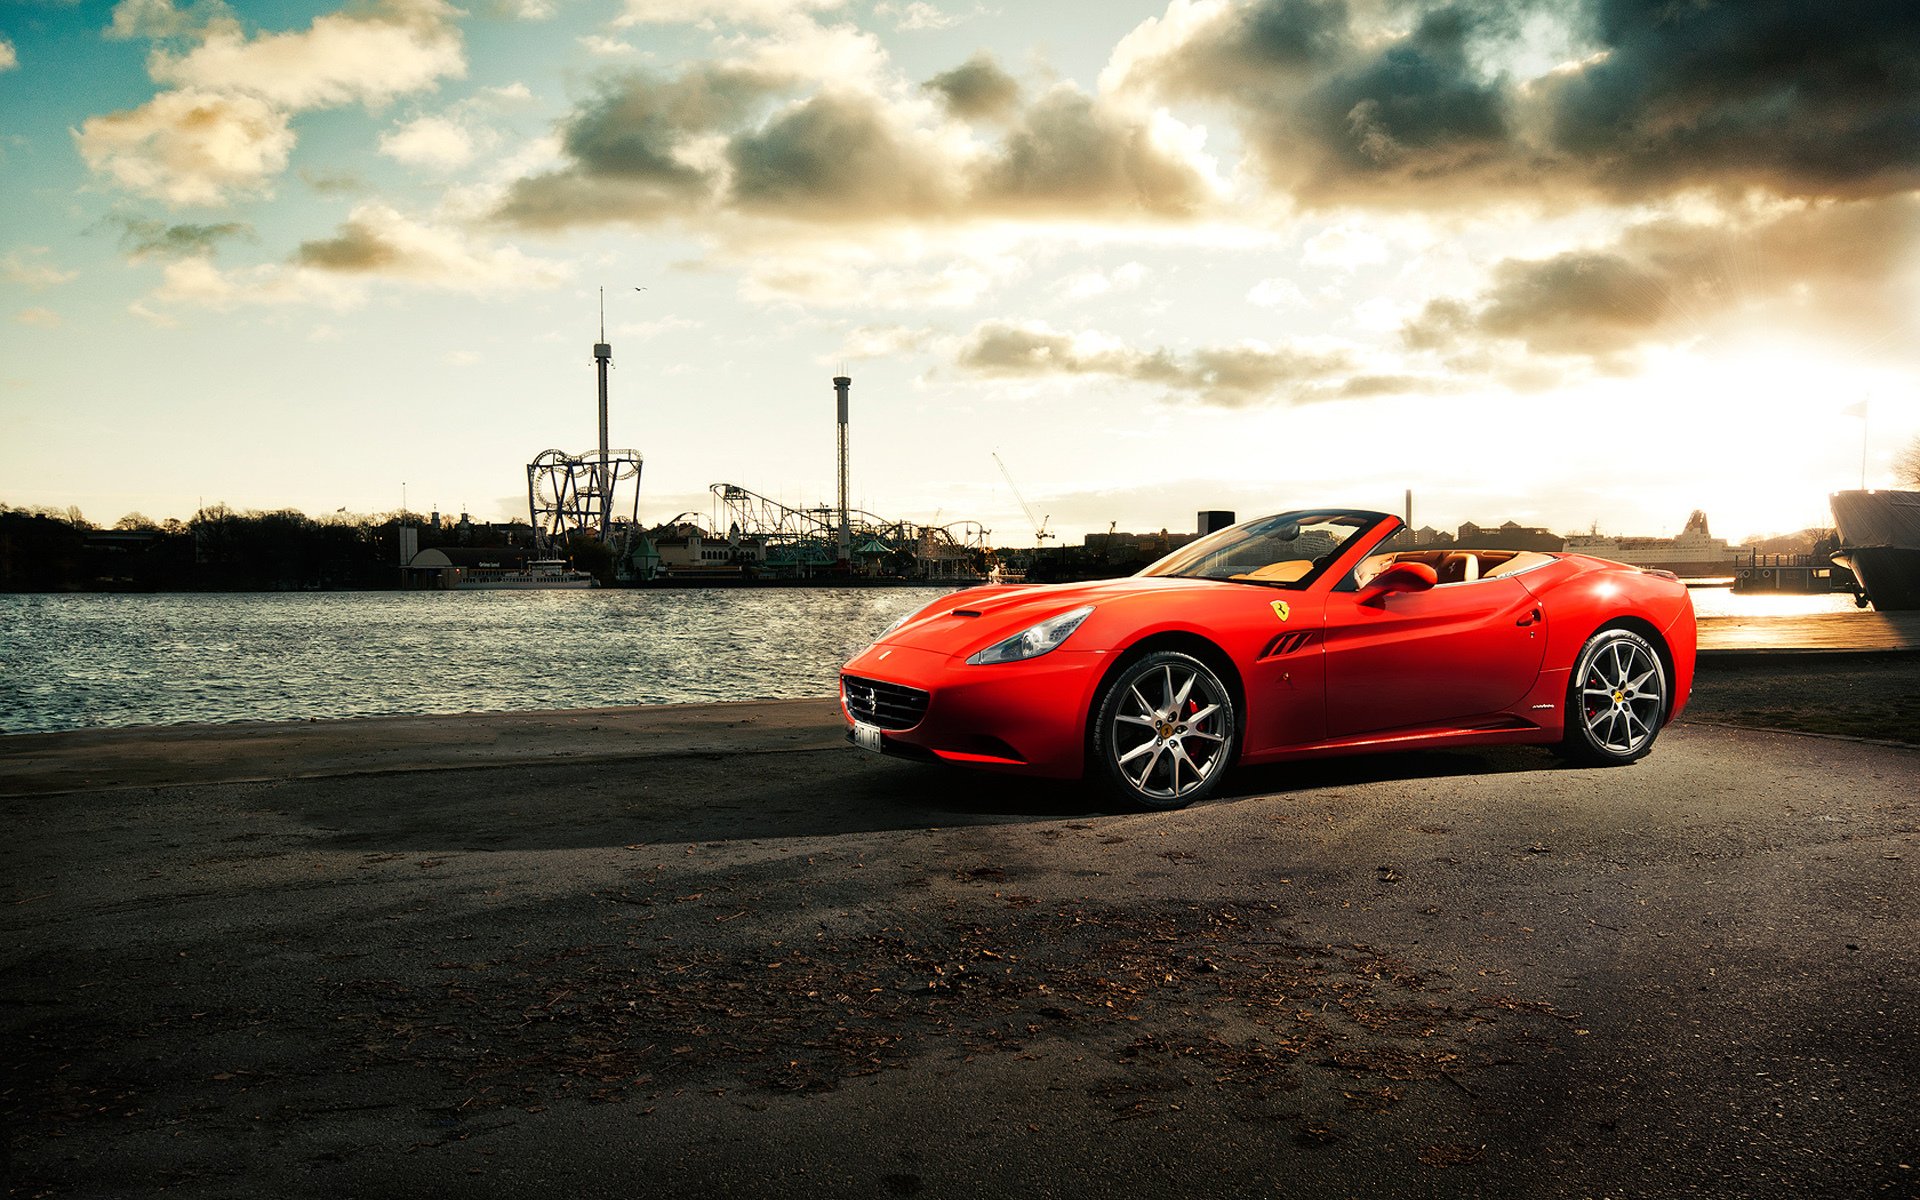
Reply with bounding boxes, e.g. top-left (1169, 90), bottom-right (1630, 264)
top-left (842, 674), bottom-right (930, 731)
